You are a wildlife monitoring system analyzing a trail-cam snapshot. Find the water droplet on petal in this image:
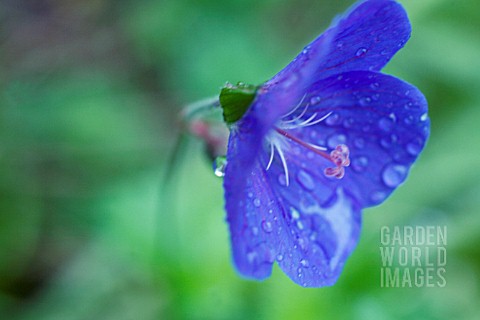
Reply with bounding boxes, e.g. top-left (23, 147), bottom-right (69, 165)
top-left (420, 113), bottom-right (428, 121)
top-left (290, 207), bottom-right (300, 220)
top-left (278, 174), bottom-right (287, 186)
top-left (382, 164), bottom-right (408, 188)
top-left (371, 191), bottom-right (387, 203)
top-left (276, 254), bottom-right (284, 262)
top-left (325, 112), bottom-right (341, 126)
top-left (296, 220), bottom-right (305, 230)
top-left (354, 138), bottom-right (365, 149)
top-left (343, 117), bottom-right (354, 128)
top-left (247, 250), bottom-right (257, 264)
top-left (300, 259), bottom-right (310, 268)
top-left (379, 117), bottom-right (394, 132)
top-left (281, 73), bottom-right (299, 90)
top-left (359, 97), bottom-right (371, 106)
top-left (253, 198), bottom-right (261, 207)
top-left (213, 156), bottom-right (227, 177)
top-left (327, 134), bottom-right (347, 148)
top-left (352, 156), bottom-right (369, 172)
top-left (407, 138), bottom-right (423, 156)
top-left (297, 267), bottom-right (303, 276)
top-left (370, 82), bottom-right (380, 89)
top-left (404, 115), bottom-right (414, 125)
top-left (262, 220), bottom-right (273, 233)
top-left (380, 134), bottom-right (397, 149)
top-left (356, 47), bottom-right (368, 56)
top-left (251, 227), bottom-right (259, 236)
top-left (310, 96), bottom-right (321, 105)
top-left (296, 170), bottom-right (315, 191)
